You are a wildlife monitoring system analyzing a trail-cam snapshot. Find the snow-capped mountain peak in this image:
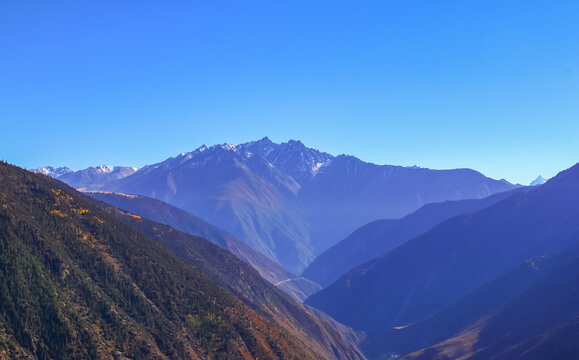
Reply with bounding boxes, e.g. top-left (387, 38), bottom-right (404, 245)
top-left (530, 175), bottom-right (547, 186)
top-left (95, 165), bottom-right (114, 174)
top-left (264, 140), bottom-right (334, 183)
top-left (33, 166), bottom-right (74, 178)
